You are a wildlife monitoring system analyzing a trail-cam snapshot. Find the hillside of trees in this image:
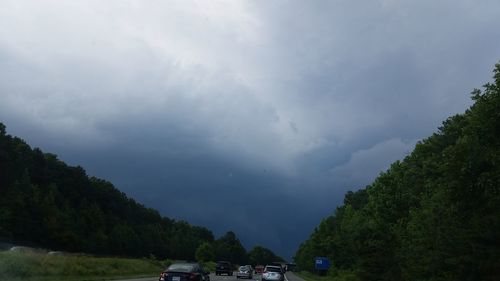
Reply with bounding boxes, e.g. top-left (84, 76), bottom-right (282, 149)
top-left (0, 124), bottom-right (213, 259)
top-left (0, 125), bottom-right (281, 263)
top-left (294, 63), bottom-right (500, 281)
